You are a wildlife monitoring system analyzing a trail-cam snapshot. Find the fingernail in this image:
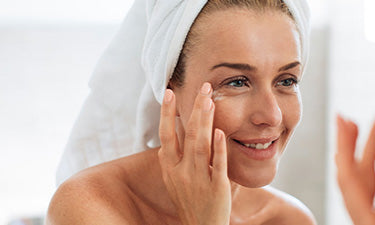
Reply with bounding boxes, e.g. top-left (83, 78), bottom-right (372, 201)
top-left (203, 98), bottom-right (213, 111)
top-left (164, 89), bottom-right (173, 103)
top-left (201, 82), bottom-right (211, 95)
